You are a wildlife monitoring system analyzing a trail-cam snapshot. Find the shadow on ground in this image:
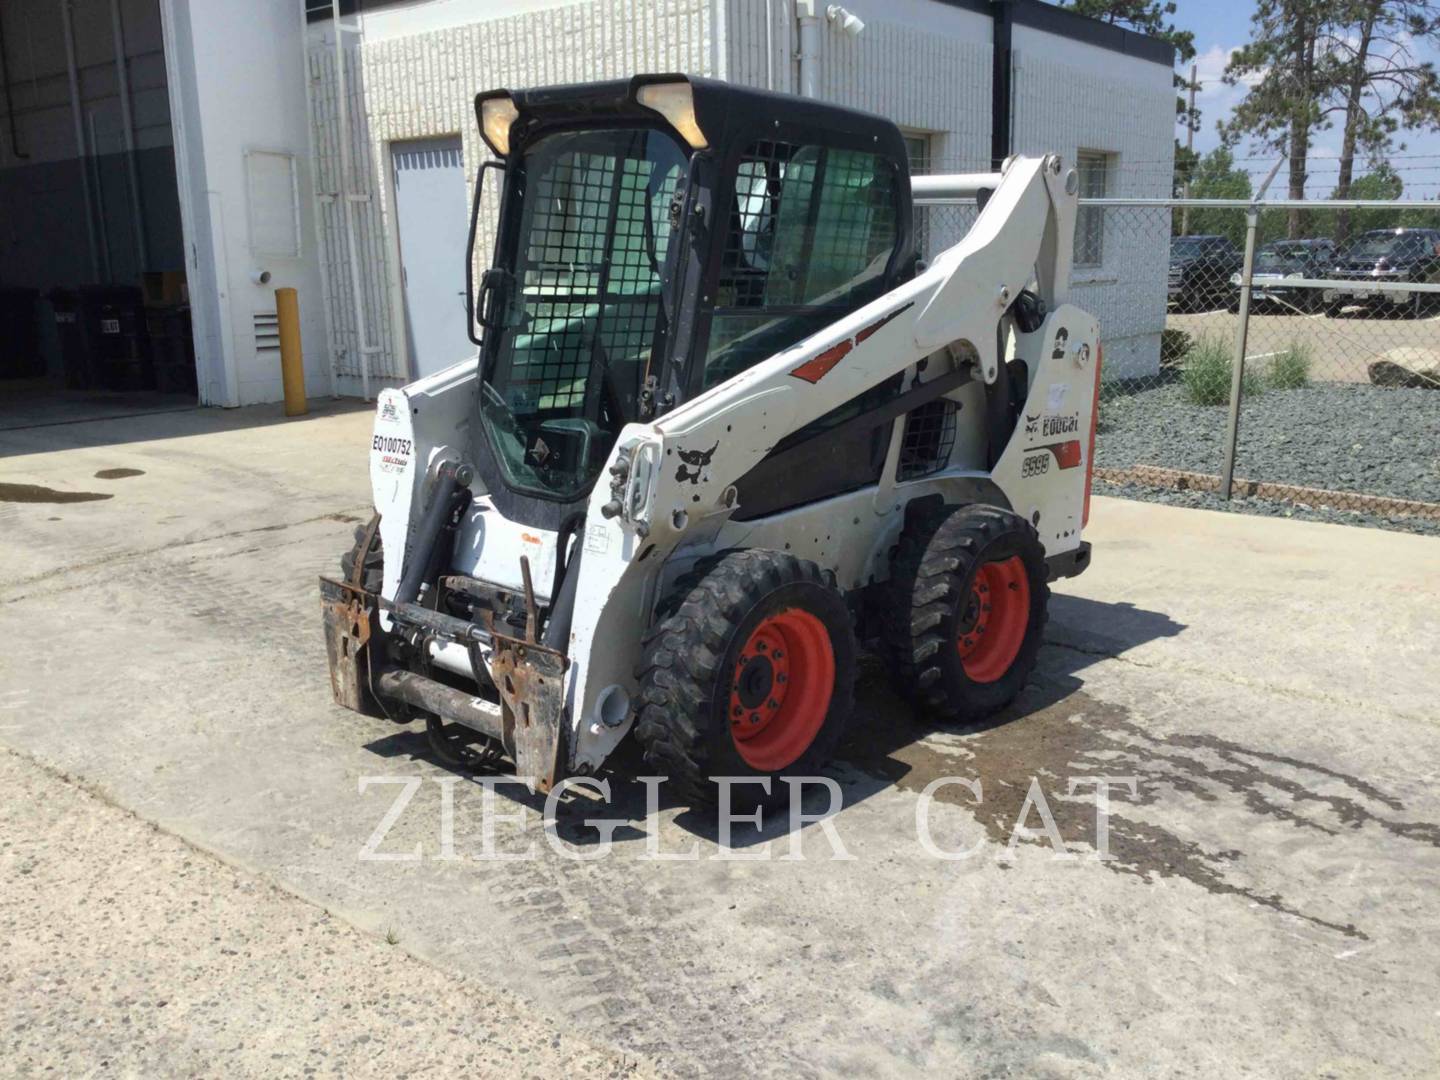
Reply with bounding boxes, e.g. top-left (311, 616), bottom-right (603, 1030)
top-left (0, 379), bottom-right (372, 458)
